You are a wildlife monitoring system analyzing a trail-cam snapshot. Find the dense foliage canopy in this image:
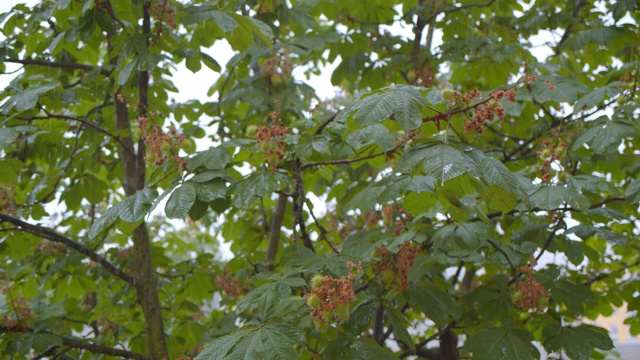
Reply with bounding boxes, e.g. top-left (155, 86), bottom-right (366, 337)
top-left (1, 0), bottom-right (639, 359)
